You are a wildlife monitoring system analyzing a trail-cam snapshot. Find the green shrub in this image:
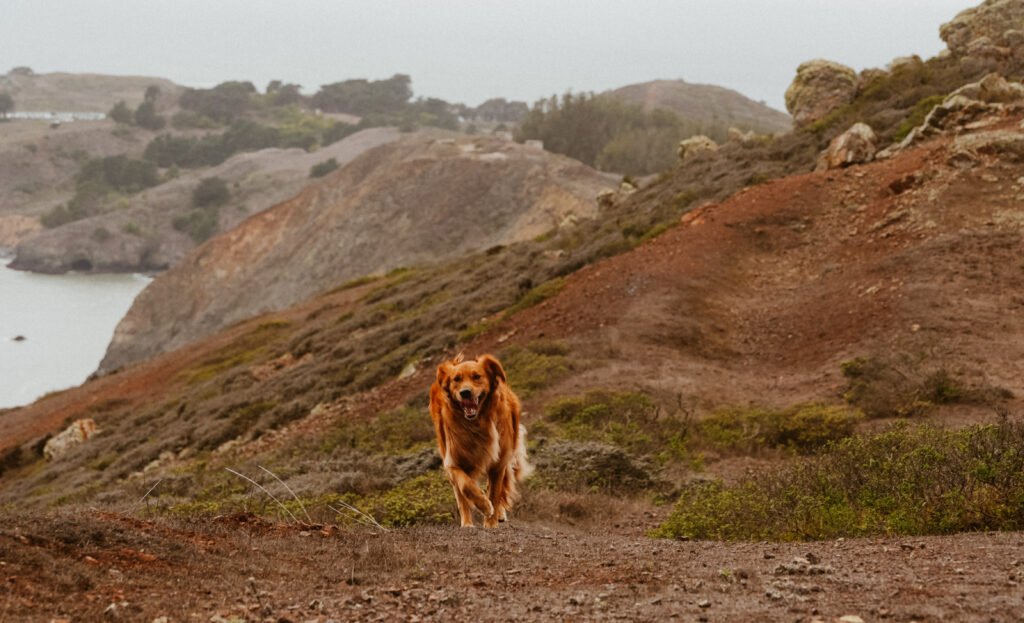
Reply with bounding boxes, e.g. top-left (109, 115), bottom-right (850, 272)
top-left (192, 177), bottom-right (230, 208)
top-left (121, 222), bottom-right (143, 236)
top-left (840, 357), bottom-right (967, 418)
top-left (173, 209), bottom-right (220, 243)
top-left (309, 157), bottom-right (340, 178)
top-left (319, 405), bottom-right (434, 455)
top-left (502, 277), bottom-right (565, 319)
top-left (699, 403), bottom-right (862, 454)
top-left (892, 94), bottom-right (945, 142)
top-left (337, 470), bottom-right (454, 528)
top-left (544, 390), bottom-right (686, 457)
top-left (652, 421), bottom-right (1024, 541)
top-left (500, 340), bottom-right (572, 398)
